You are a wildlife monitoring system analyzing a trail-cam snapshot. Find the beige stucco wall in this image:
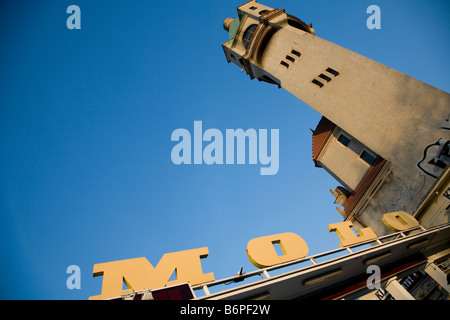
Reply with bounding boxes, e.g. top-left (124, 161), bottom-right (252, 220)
top-left (255, 20), bottom-right (449, 232)
top-left (223, 5), bottom-right (450, 234)
top-left (317, 128), bottom-right (373, 191)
